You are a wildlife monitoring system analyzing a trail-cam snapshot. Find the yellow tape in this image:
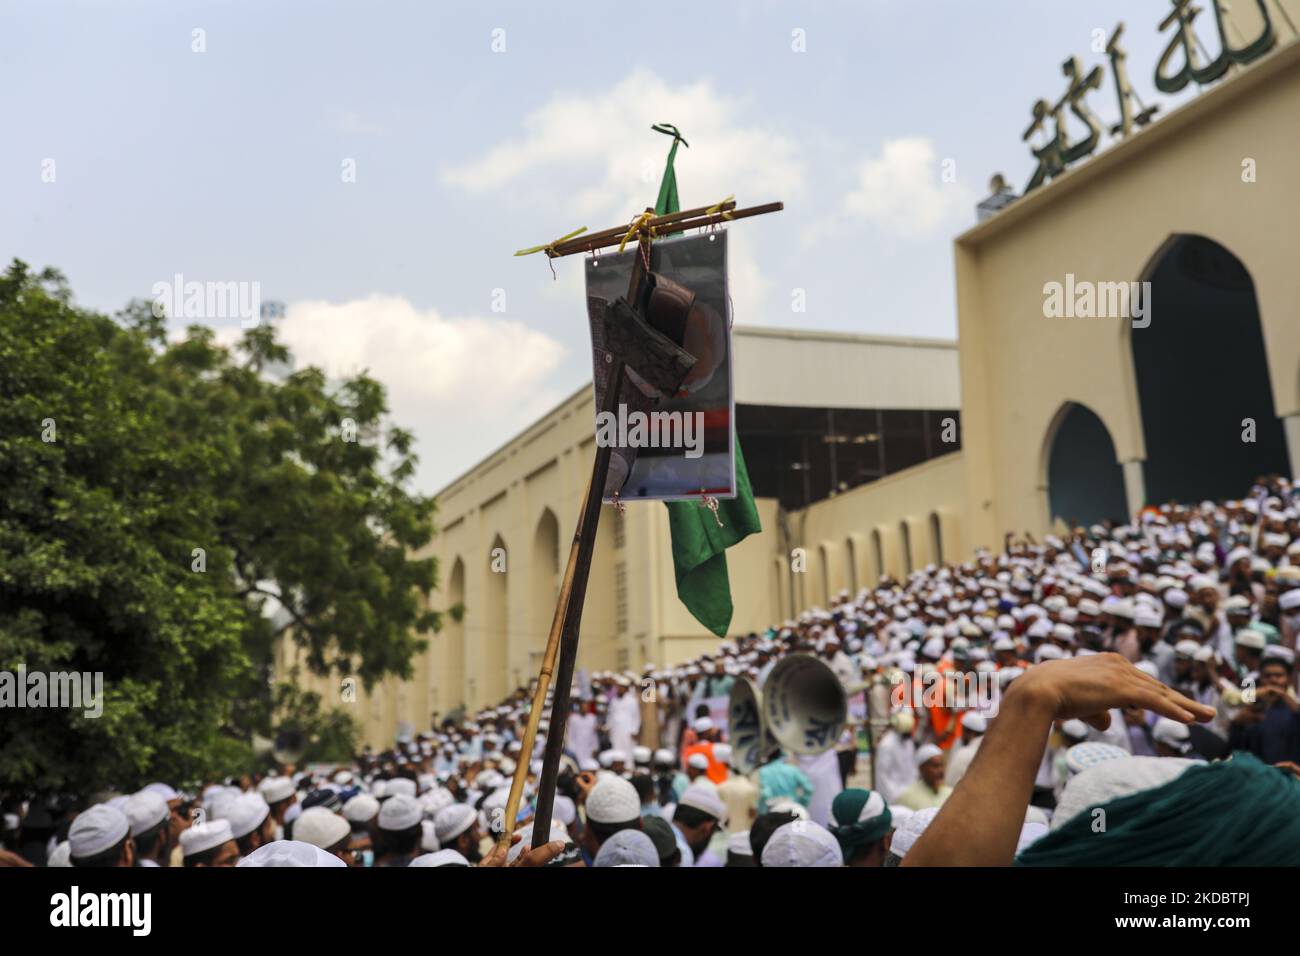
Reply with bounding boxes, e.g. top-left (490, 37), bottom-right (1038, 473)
top-left (514, 226), bottom-right (588, 257)
top-left (617, 211), bottom-right (656, 254)
top-left (705, 194), bottom-right (736, 220)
